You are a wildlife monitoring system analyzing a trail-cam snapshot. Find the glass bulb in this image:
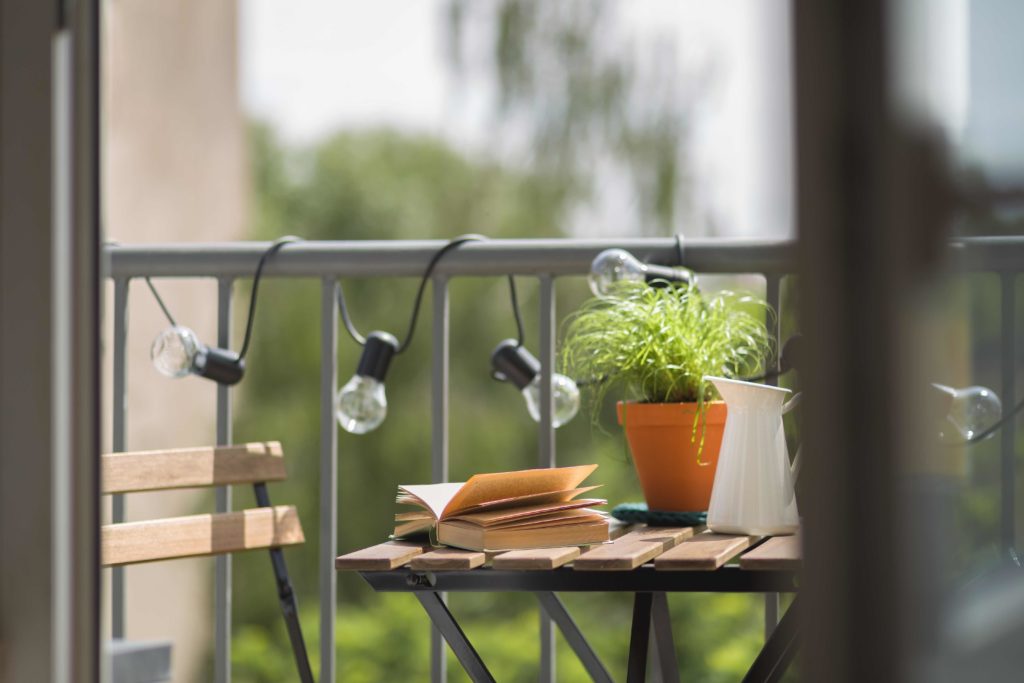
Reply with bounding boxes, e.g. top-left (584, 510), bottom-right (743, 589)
top-left (522, 374), bottom-right (580, 428)
top-left (944, 384), bottom-right (1002, 441)
top-left (336, 375), bottom-right (388, 434)
top-left (588, 248), bottom-right (647, 297)
top-left (151, 326), bottom-right (201, 378)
